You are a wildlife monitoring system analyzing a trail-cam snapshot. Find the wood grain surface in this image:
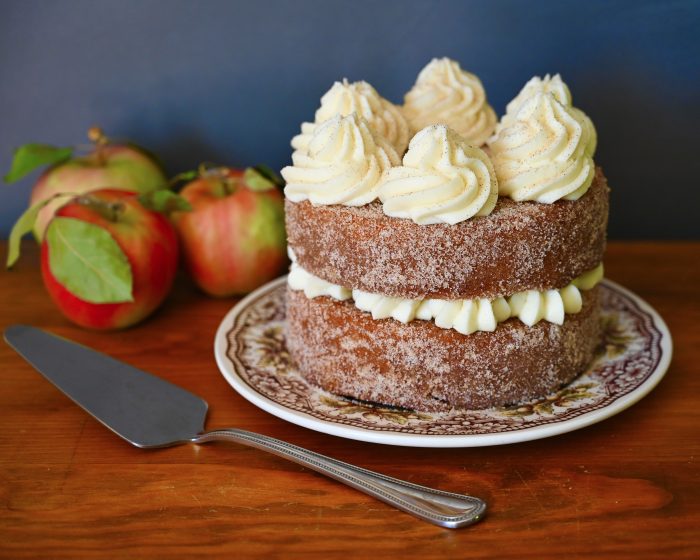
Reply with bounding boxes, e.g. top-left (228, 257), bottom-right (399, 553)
top-left (1, 241), bottom-right (698, 559)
